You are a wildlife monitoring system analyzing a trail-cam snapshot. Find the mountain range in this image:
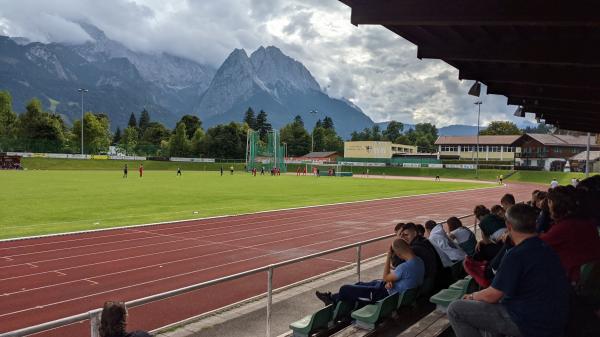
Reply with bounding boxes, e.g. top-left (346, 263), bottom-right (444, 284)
top-left (0, 23), bottom-right (373, 137)
top-left (0, 23), bottom-right (540, 138)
